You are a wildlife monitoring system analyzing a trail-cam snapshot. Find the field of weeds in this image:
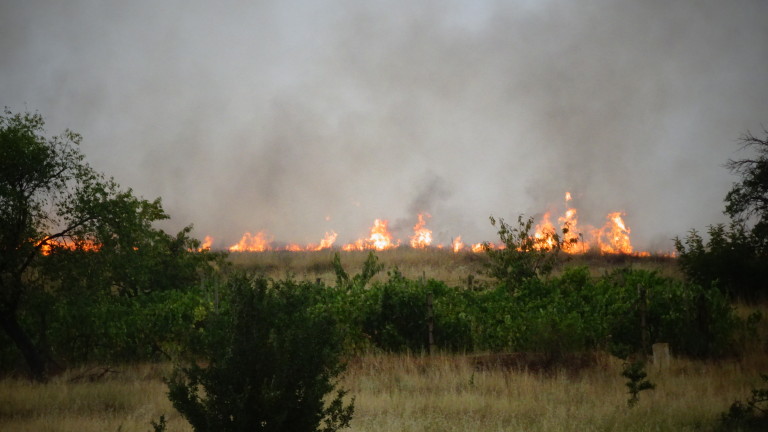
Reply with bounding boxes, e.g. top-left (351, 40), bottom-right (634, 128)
top-left (226, 248), bottom-right (680, 287)
top-left (1, 350), bottom-right (767, 432)
top-left (1, 252), bottom-right (761, 431)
